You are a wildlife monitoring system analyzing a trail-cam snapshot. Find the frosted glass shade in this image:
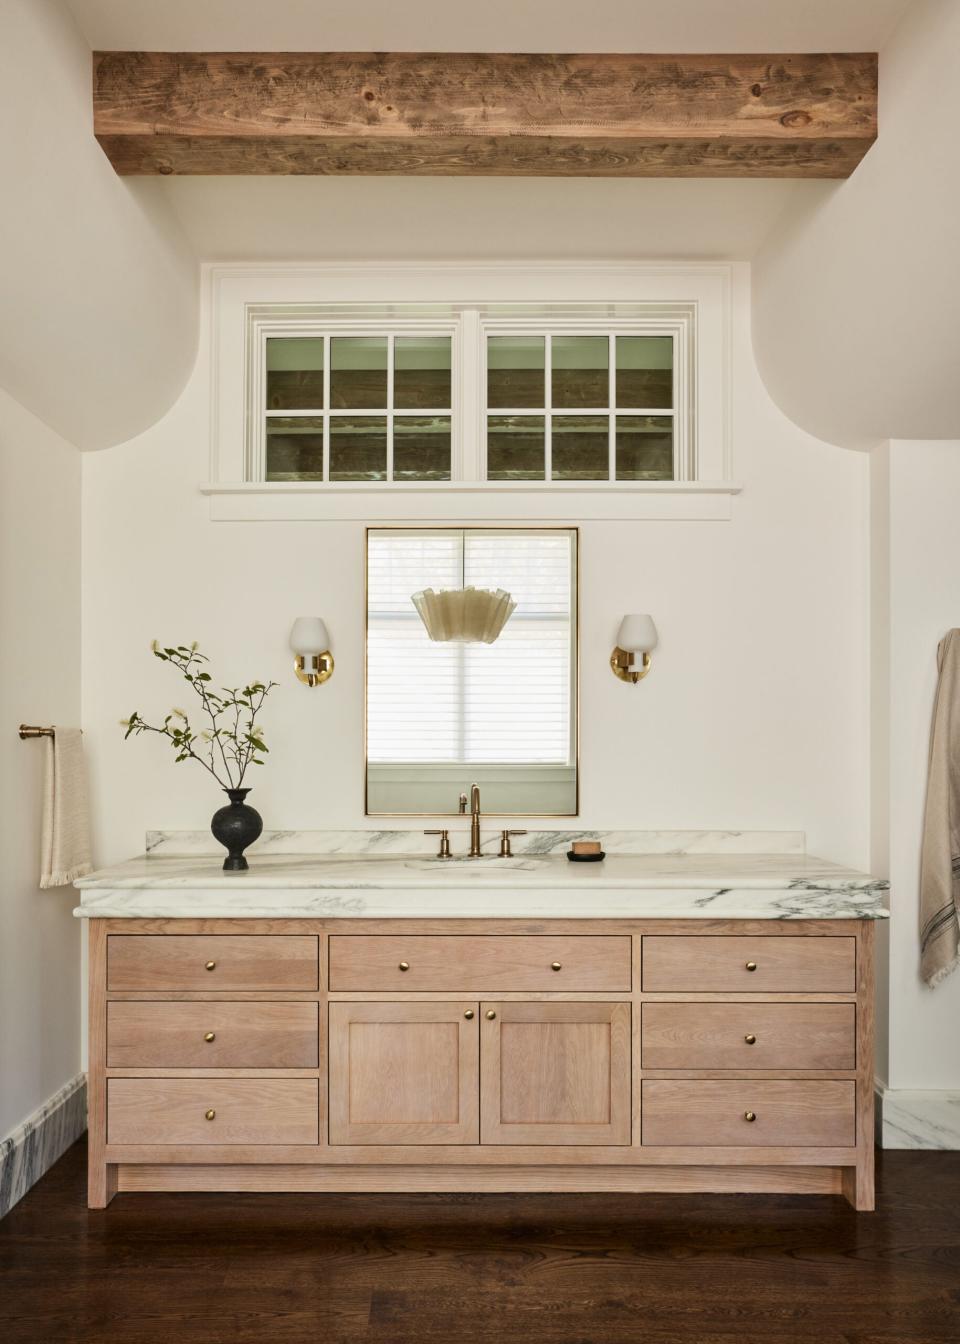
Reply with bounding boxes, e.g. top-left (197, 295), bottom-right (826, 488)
top-left (412, 587), bottom-right (517, 645)
top-left (617, 614), bottom-right (658, 653)
top-left (289, 617), bottom-right (331, 655)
